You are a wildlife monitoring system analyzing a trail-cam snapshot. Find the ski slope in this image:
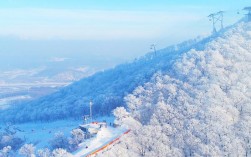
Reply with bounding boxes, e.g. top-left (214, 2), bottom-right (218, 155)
top-left (73, 126), bottom-right (128, 157)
